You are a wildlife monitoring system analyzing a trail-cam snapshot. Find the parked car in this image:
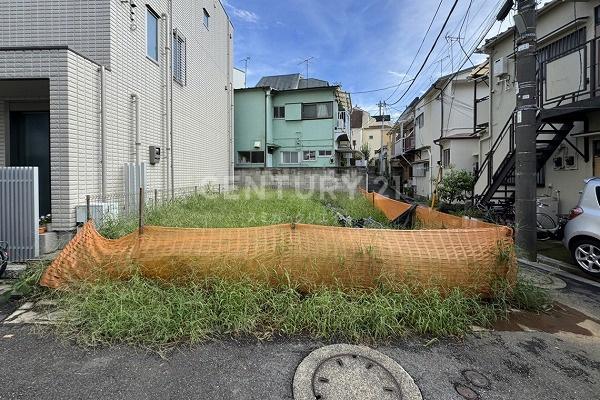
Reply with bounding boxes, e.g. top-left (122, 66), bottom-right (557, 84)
top-left (563, 178), bottom-right (600, 276)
